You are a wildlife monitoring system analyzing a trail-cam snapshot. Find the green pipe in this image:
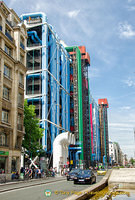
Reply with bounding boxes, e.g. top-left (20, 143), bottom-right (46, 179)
top-left (88, 79), bottom-right (92, 162)
top-left (66, 46), bottom-right (84, 161)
